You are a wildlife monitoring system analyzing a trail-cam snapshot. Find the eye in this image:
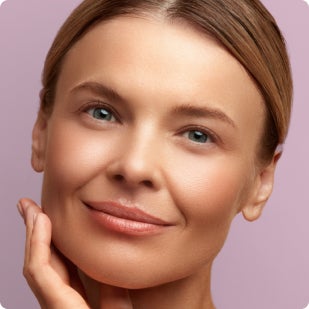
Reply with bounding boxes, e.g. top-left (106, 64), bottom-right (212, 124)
top-left (87, 106), bottom-right (116, 122)
top-left (184, 129), bottom-right (212, 144)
